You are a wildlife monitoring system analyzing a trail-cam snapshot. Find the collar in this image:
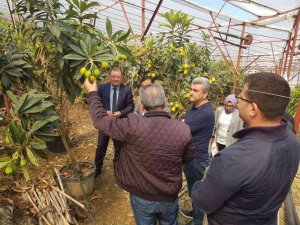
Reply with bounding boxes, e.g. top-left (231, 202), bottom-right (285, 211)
top-left (144, 111), bottom-right (171, 118)
top-left (192, 101), bottom-right (210, 110)
top-left (110, 84), bottom-right (120, 90)
top-left (233, 119), bottom-right (289, 139)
